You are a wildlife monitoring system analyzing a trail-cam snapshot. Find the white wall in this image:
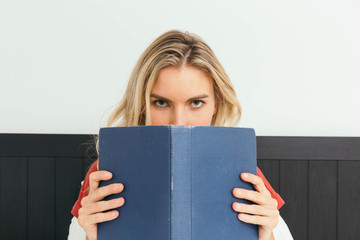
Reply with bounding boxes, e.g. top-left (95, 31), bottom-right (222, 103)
top-left (1, 0), bottom-right (359, 136)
